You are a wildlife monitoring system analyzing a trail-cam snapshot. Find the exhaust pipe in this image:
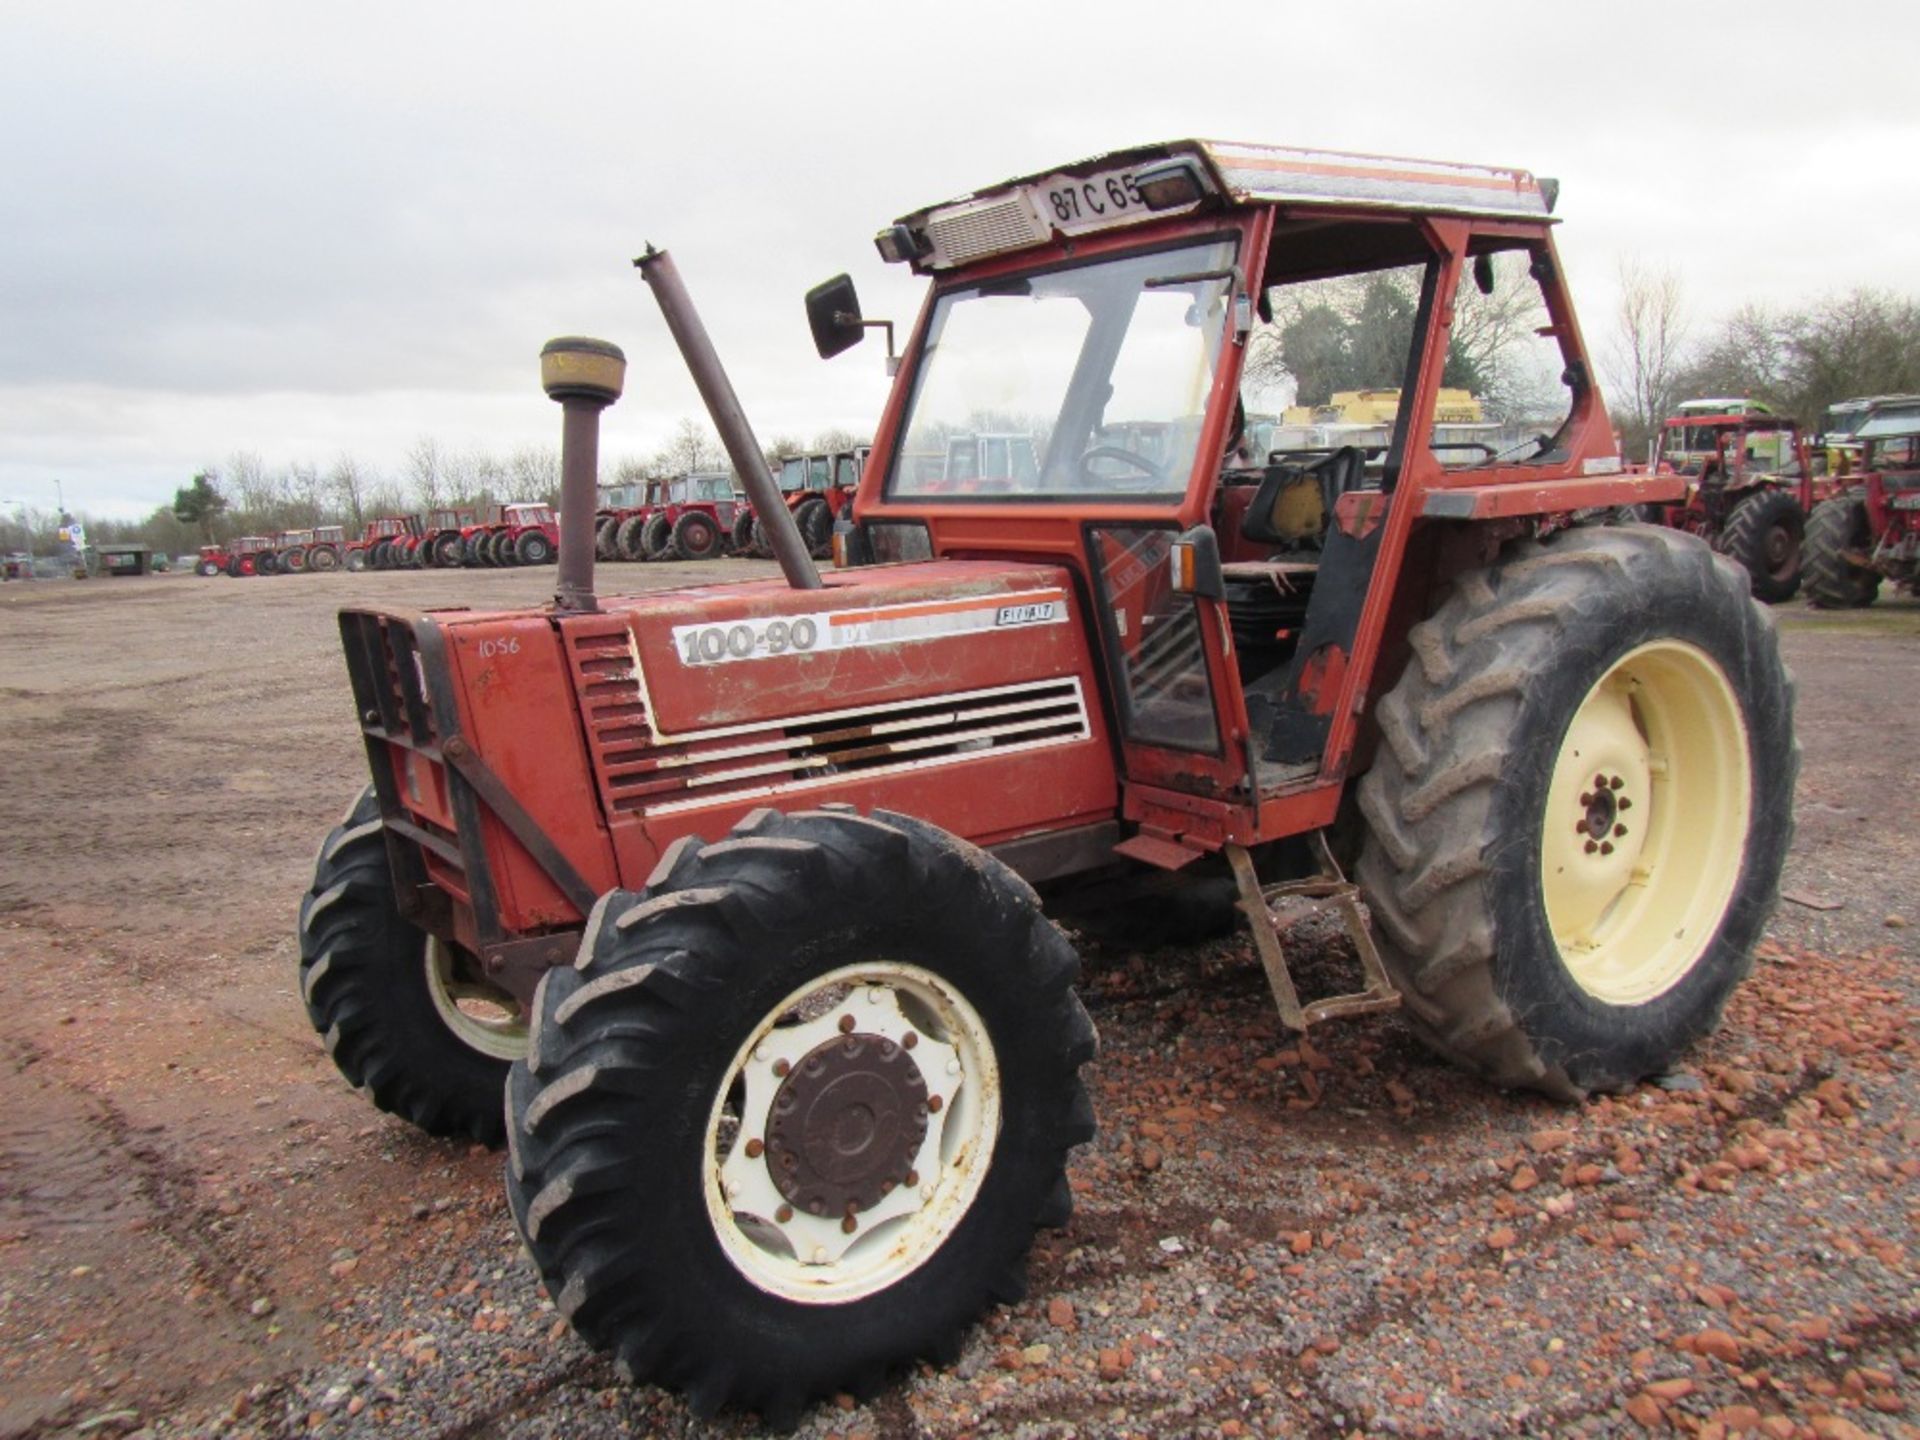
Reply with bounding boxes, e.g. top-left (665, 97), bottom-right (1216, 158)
top-left (633, 245), bottom-right (823, 591)
top-left (541, 336), bottom-right (626, 613)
